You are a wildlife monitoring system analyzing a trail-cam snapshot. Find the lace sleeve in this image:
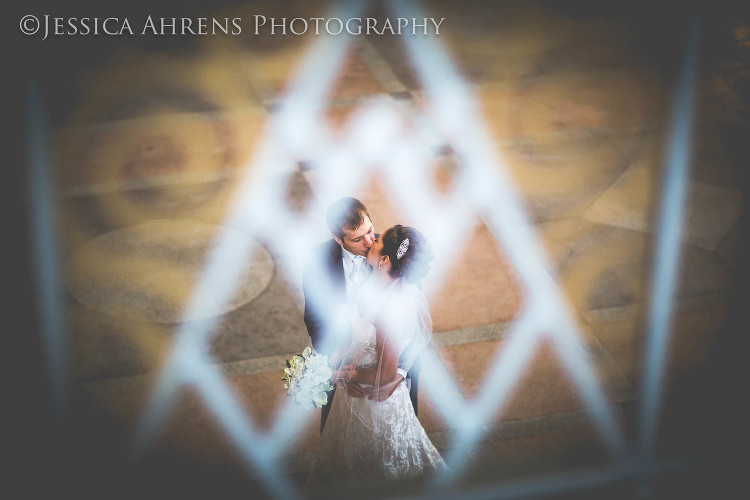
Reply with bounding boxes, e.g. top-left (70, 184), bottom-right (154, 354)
top-left (381, 280), bottom-right (431, 371)
top-left (367, 279), bottom-right (431, 401)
